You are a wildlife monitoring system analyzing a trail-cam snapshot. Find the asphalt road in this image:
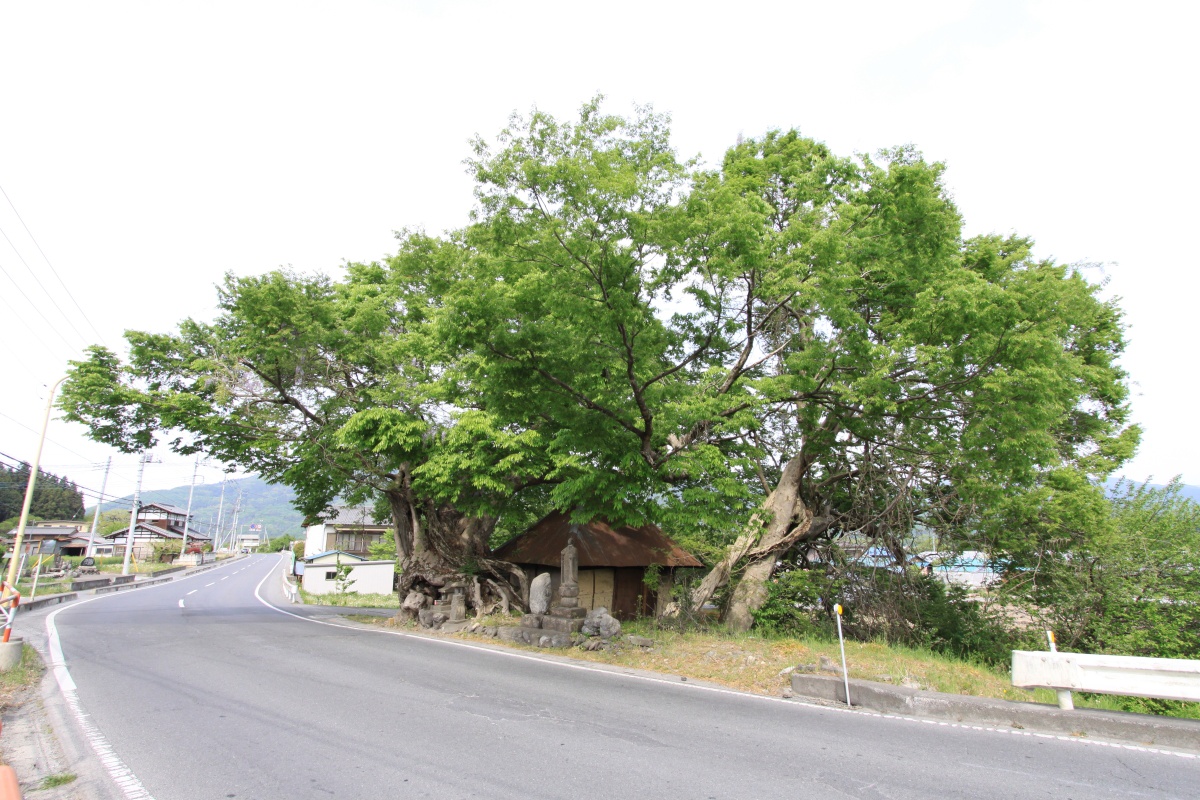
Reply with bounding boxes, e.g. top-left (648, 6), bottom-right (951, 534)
top-left (23, 554), bottom-right (1200, 799)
